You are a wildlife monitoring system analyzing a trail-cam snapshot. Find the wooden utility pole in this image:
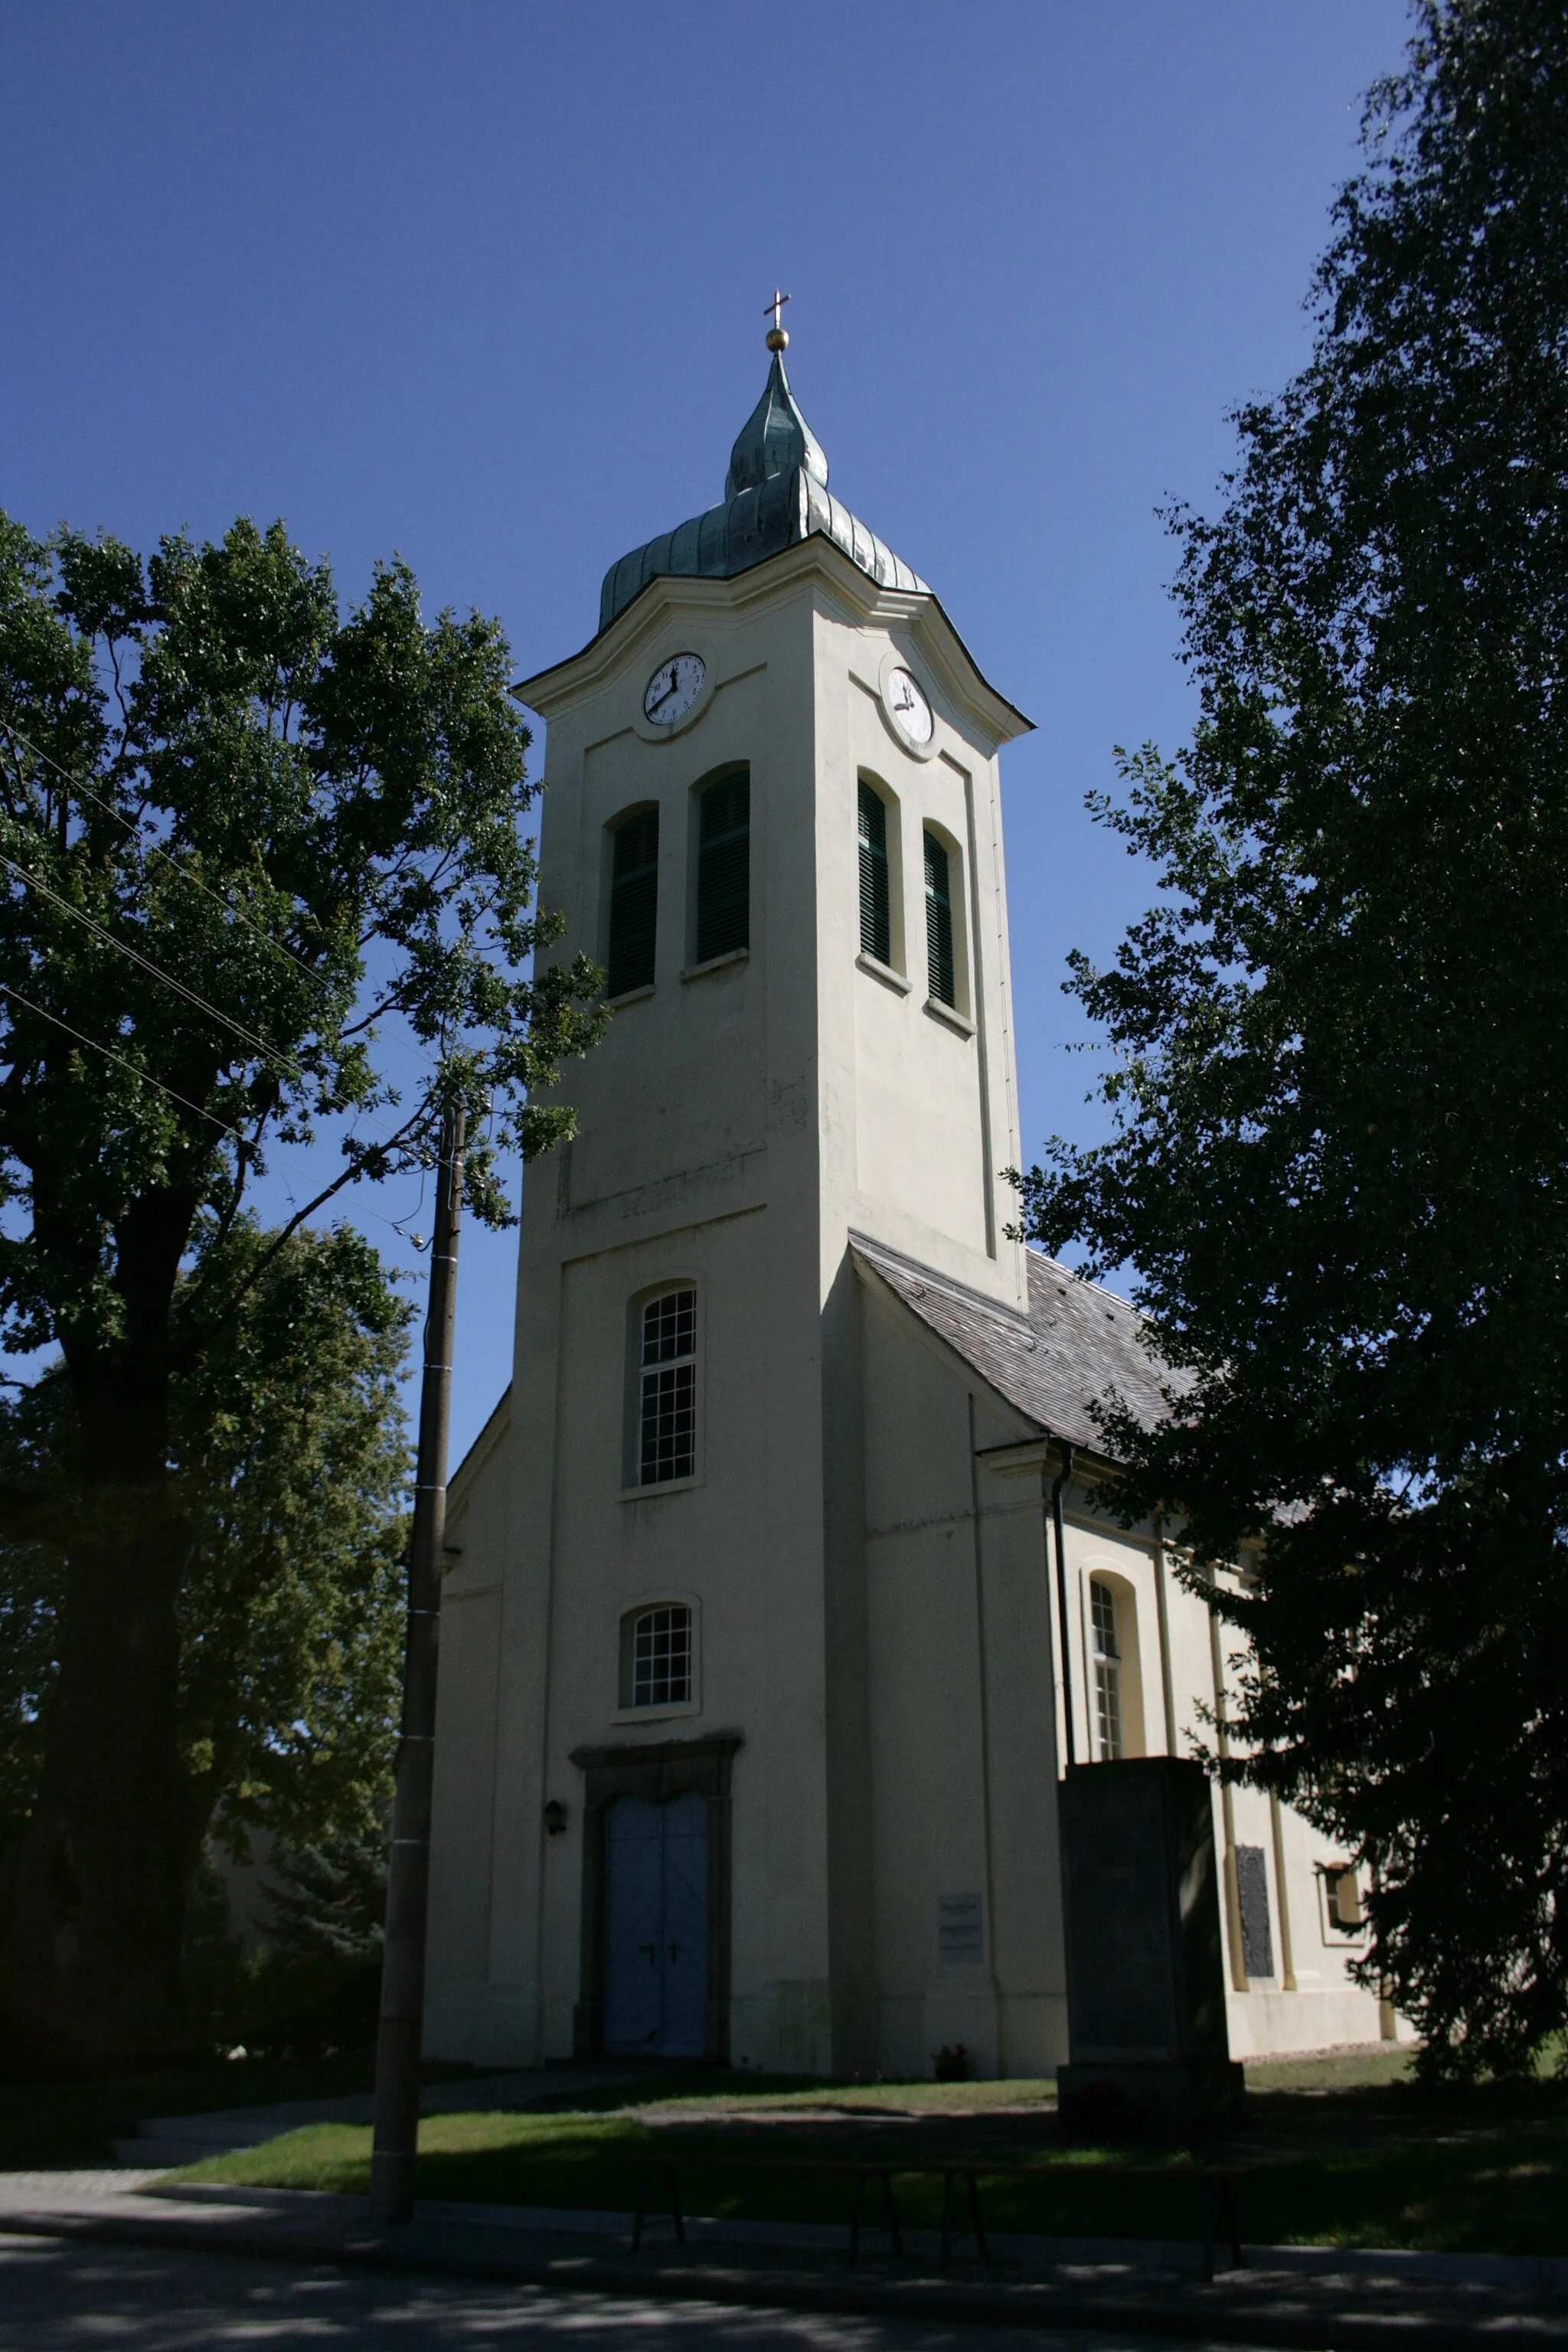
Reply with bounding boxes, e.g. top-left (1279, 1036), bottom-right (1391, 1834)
top-left (370, 1095), bottom-right (465, 2233)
